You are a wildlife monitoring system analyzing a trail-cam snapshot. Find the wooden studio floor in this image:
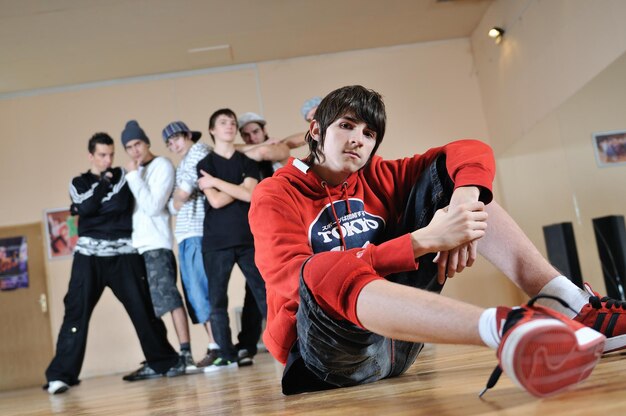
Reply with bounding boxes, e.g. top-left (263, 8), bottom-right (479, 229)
top-left (1, 344), bottom-right (624, 416)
